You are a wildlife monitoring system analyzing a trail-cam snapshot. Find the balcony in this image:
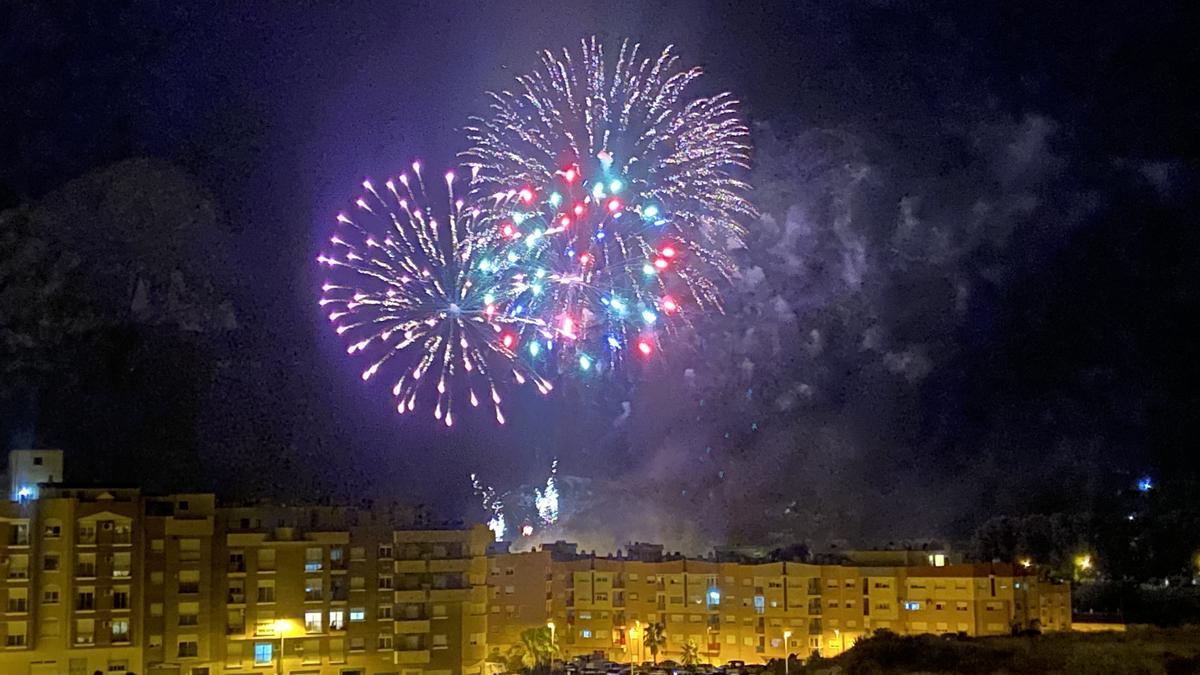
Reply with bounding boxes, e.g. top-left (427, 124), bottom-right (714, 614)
top-left (228, 592), bottom-right (246, 605)
top-left (394, 590), bottom-right (427, 603)
top-left (395, 560), bottom-right (427, 574)
top-left (428, 558), bottom-right (469, 573)
top-left (429, 588), bottom-right (471, 602)
top-left (395, 649), bottom-right (431, 664)
top-left (394, 619), bottom-right (431, 633)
